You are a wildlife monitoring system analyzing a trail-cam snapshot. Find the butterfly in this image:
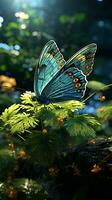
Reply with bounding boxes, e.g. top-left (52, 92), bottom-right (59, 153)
top-left (34, 40), bottom-right (97, 104)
